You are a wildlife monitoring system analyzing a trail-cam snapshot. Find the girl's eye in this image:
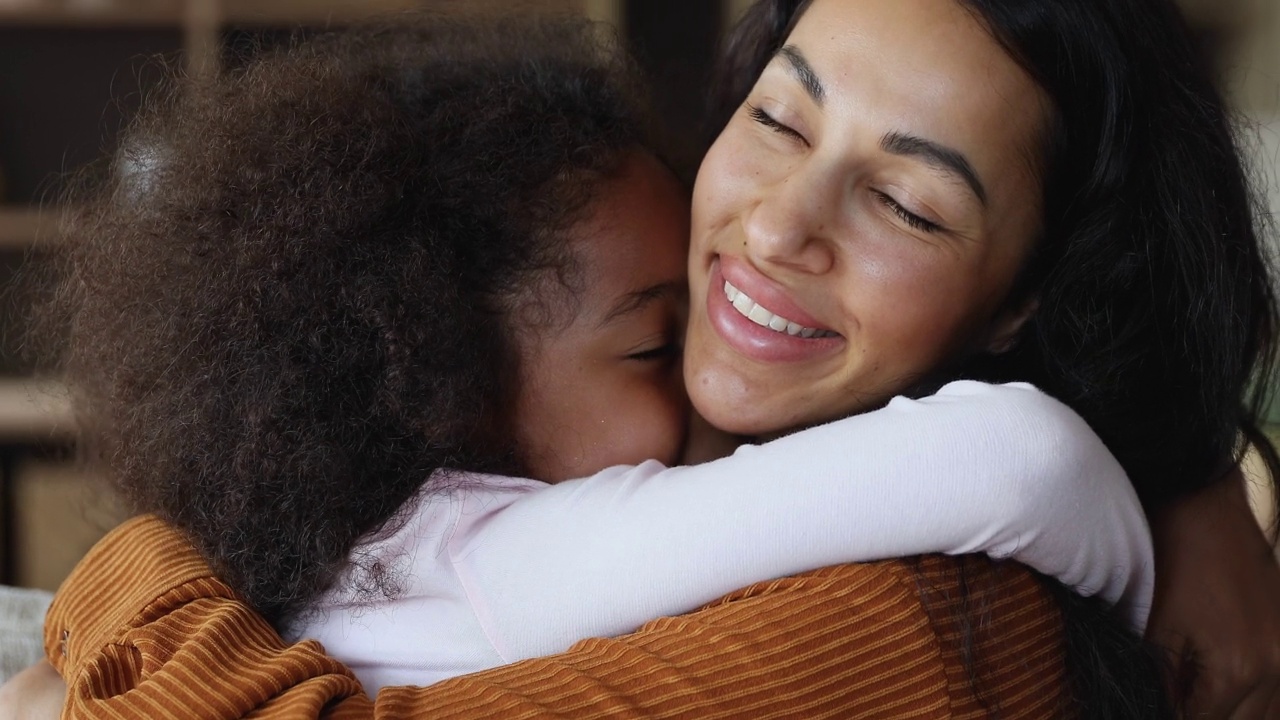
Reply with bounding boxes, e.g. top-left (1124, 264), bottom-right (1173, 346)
top-left (873, 191), bottom-right (943, 234)
top-left (627, 343), bottom-right (680, 363)
top-left (747, 104), bottom-right (807, 145)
